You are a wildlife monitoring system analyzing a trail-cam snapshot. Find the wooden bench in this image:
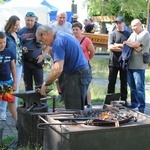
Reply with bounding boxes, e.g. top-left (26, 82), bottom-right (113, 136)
top-left (82, 33), bottom-right (108, 47)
